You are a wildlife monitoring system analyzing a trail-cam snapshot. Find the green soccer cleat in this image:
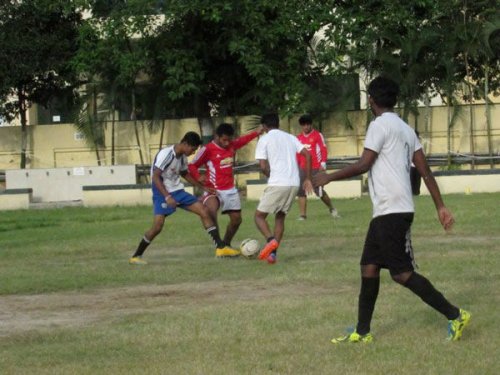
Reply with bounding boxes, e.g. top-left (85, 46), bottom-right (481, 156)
top-left (129, 256), bottom-right (147, 265)
top-left (215, 246), bottom-right (241, 258)
top-left (447, 309), bottom-right (471, 341)
top-left (331, 330), bottom-right (373, 344)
